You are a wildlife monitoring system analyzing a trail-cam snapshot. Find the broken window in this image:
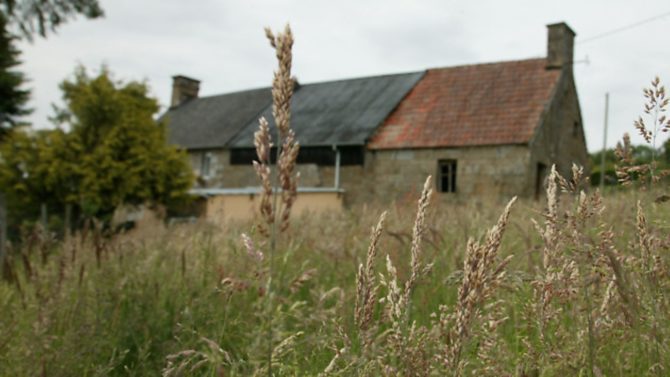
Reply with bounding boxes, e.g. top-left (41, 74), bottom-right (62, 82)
top-left (437, 159), bottom-right (457, 193)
